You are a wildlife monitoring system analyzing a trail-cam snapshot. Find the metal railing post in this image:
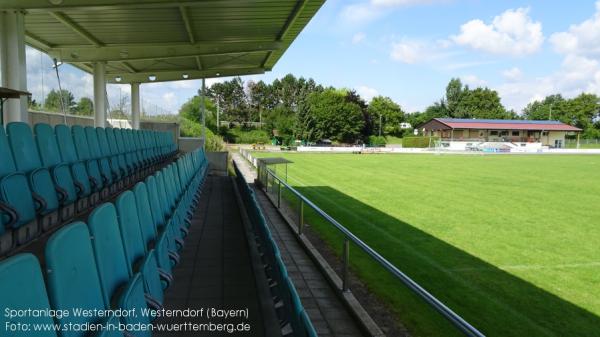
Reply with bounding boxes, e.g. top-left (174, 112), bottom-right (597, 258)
top-left (262, 167), bottom-right (485, 337)
top-left (277, 180), bottom-right (282, 208)
top-left (299, 200), bottom-right (304, 235)
top-left (342, 238), bottom-right (350, 292)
